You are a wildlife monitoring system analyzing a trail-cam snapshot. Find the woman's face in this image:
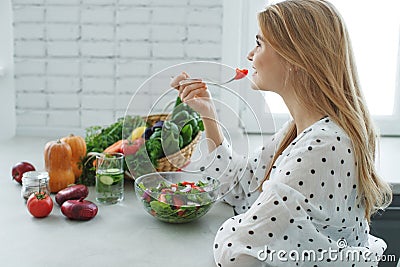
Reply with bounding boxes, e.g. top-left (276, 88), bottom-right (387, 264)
top-left (247, 31), bottom-right (288, 93)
